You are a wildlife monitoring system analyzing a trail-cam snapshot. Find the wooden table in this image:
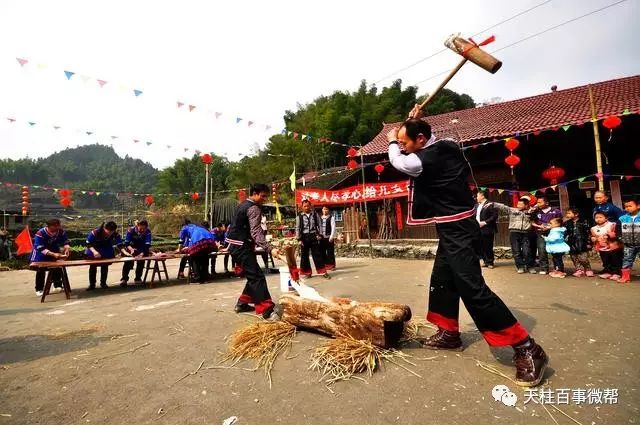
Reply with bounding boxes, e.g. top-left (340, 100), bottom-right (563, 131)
top-left (30, 254), bottom-right (182, 302)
